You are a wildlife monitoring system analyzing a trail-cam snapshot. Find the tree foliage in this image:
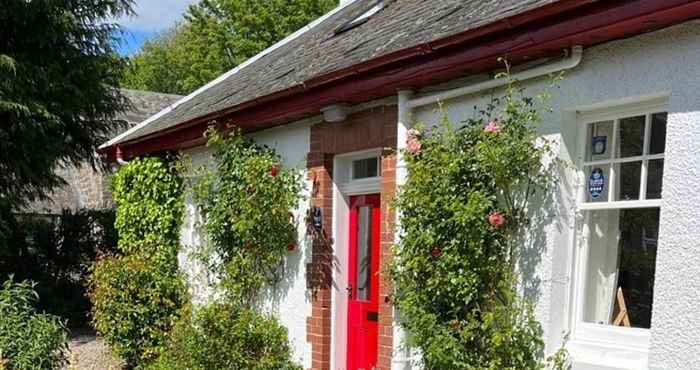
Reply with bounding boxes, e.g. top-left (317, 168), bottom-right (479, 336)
top-left (0, 0), bottom-right (132, 214)
top-left (391, 74), bottom-right (566, 369)
top-left (122, 0), bottom-right (337, 94)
